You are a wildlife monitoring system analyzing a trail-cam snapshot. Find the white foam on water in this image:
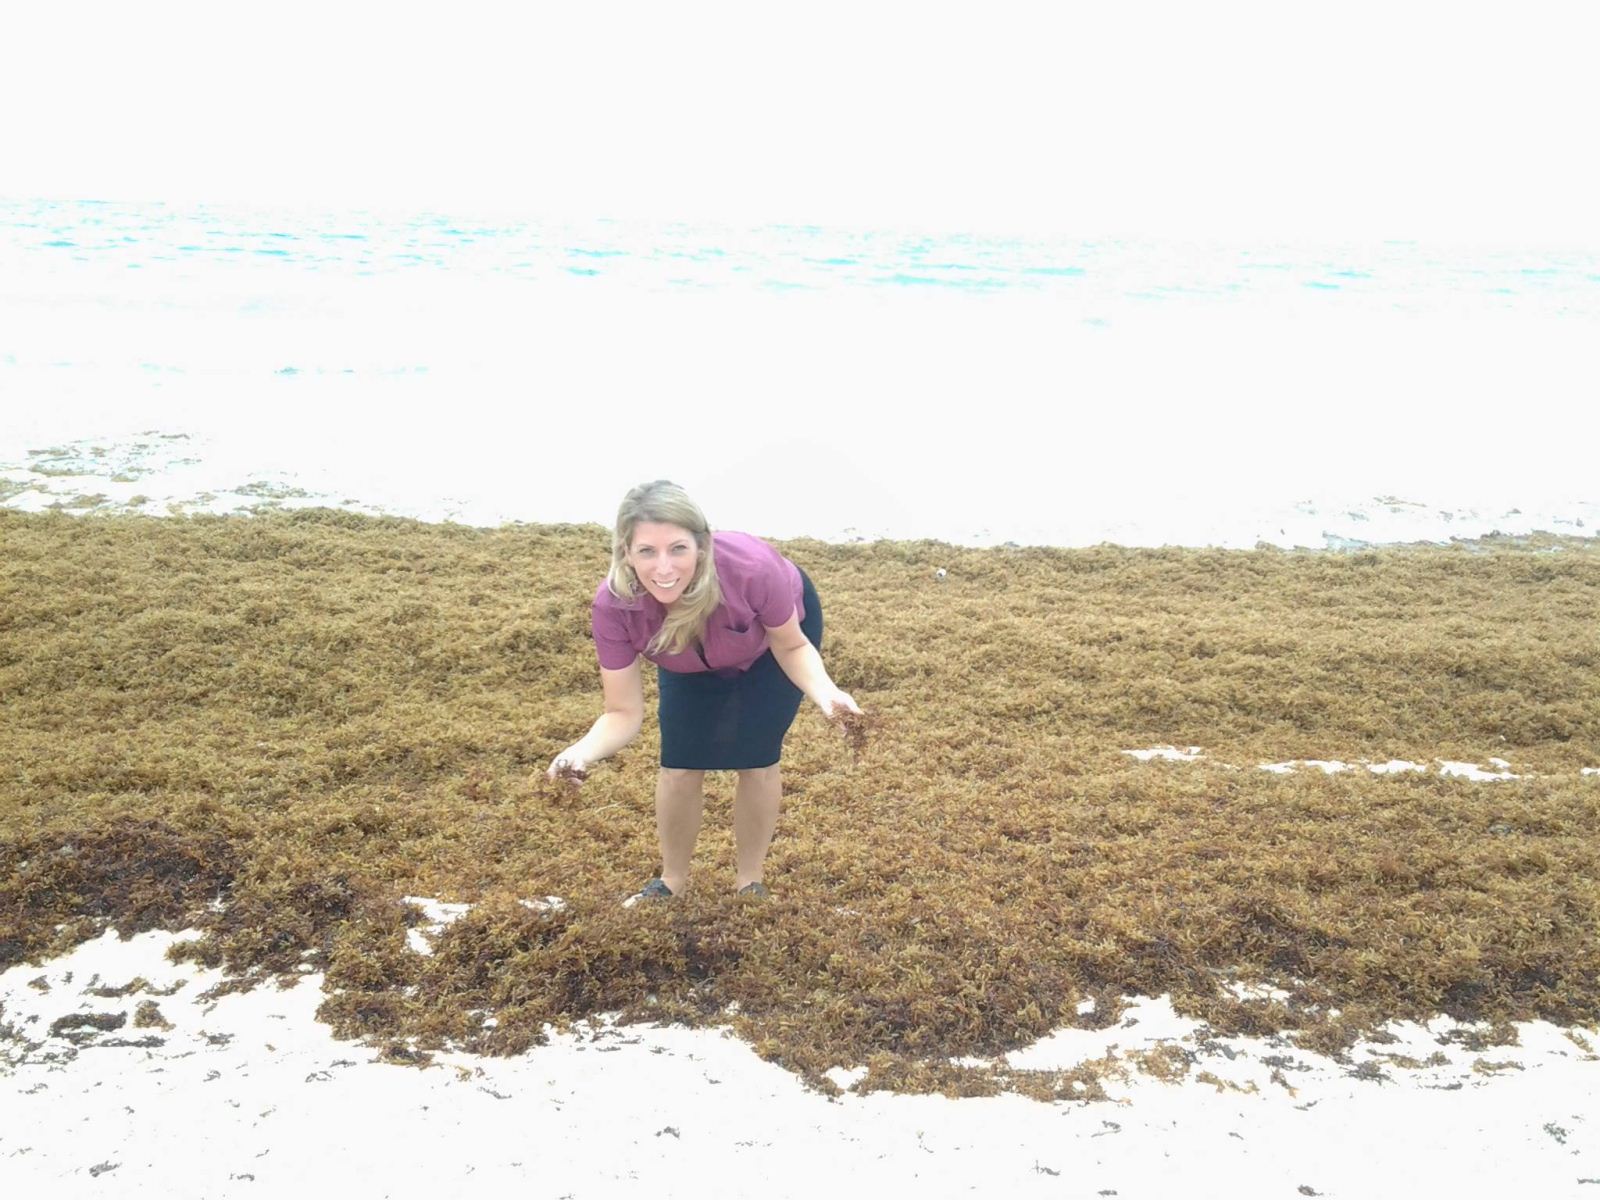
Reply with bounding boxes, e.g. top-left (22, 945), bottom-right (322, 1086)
top-left (4, 232), bottom-right (1597, 547)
